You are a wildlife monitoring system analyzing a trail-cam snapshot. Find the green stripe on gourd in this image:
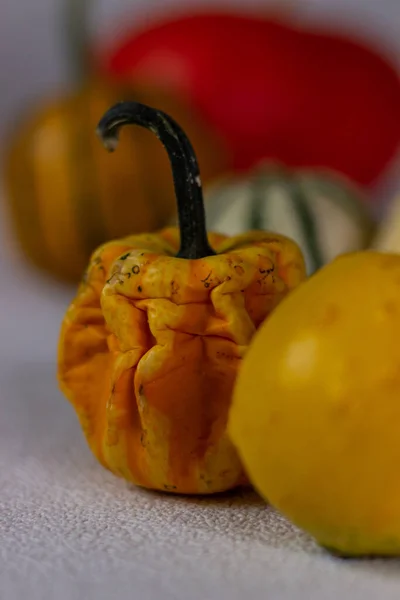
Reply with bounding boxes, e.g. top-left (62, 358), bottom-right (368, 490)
top-left (249, 172), bottom-right (324, 273)
top-left (205, 165), bottom-right (374, 275)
